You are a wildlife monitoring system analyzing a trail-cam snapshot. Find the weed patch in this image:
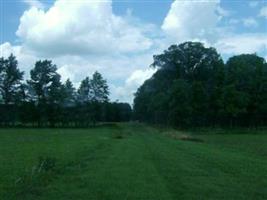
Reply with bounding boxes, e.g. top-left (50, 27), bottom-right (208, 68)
top-left (14, 156), bottom-right (58, 197)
